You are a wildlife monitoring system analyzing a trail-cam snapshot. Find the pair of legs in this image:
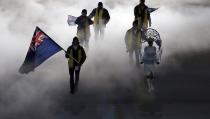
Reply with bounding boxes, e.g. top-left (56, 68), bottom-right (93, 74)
top-left (77, 29), bottom-right (90, 50)
top-left (94, 24), bottom-right (105, 40)
top-left (69, 66), bottom-right (81, 94)
top-left (145, 71), bottom-right (154, 93)
top-left (129, 49), bottom-right (141, 67)
top-left (144, 64), bottom-right (155, 93)
top-left (79, 38), bottom-right (89, 50)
